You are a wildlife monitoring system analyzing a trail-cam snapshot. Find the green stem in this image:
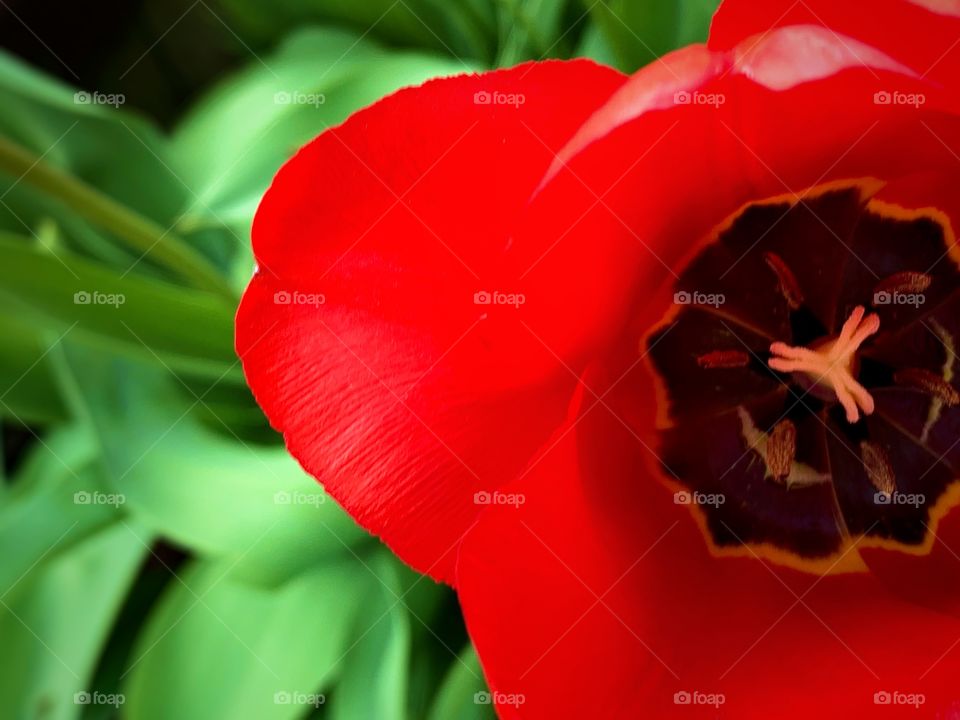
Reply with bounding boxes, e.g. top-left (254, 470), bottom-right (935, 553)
top-left (0, 135), bottom-right (235, 302)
